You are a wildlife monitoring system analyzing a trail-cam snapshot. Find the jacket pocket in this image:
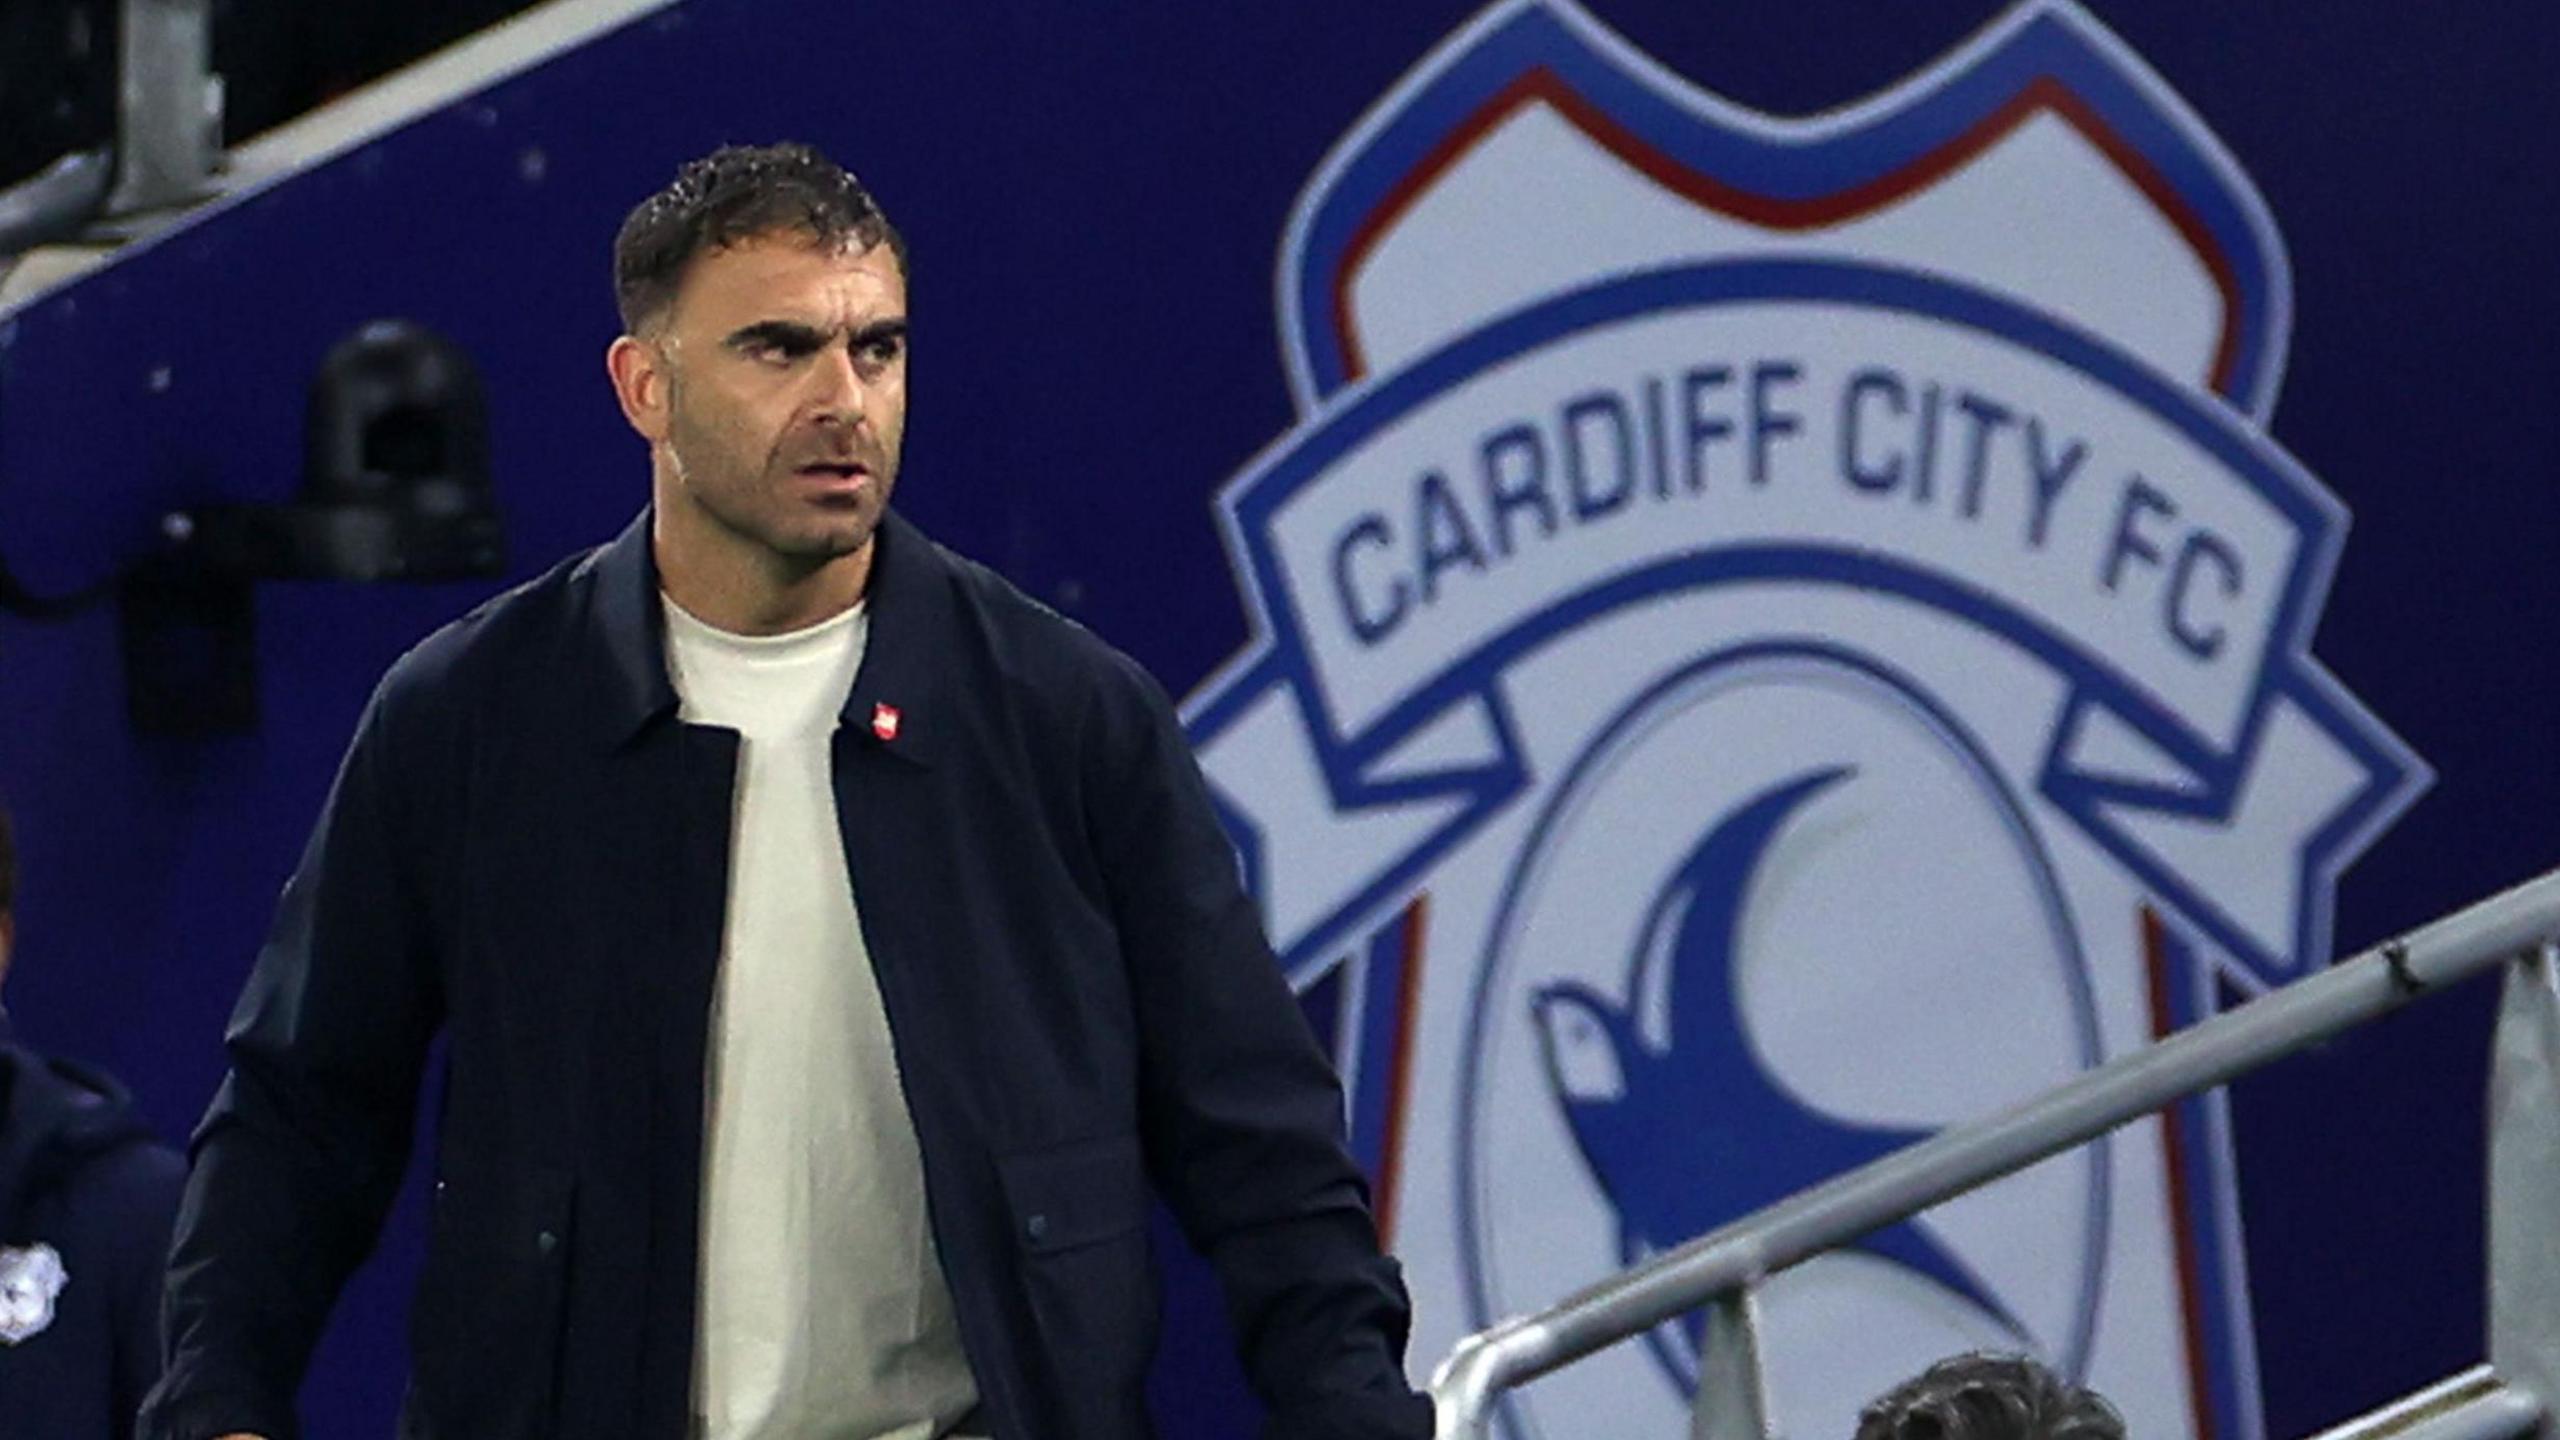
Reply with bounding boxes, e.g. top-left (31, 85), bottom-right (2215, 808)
top-left (405, 1165), bottom-right (576, 1440)
top-left (997, 1134), bottom-right (1157, 1436)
